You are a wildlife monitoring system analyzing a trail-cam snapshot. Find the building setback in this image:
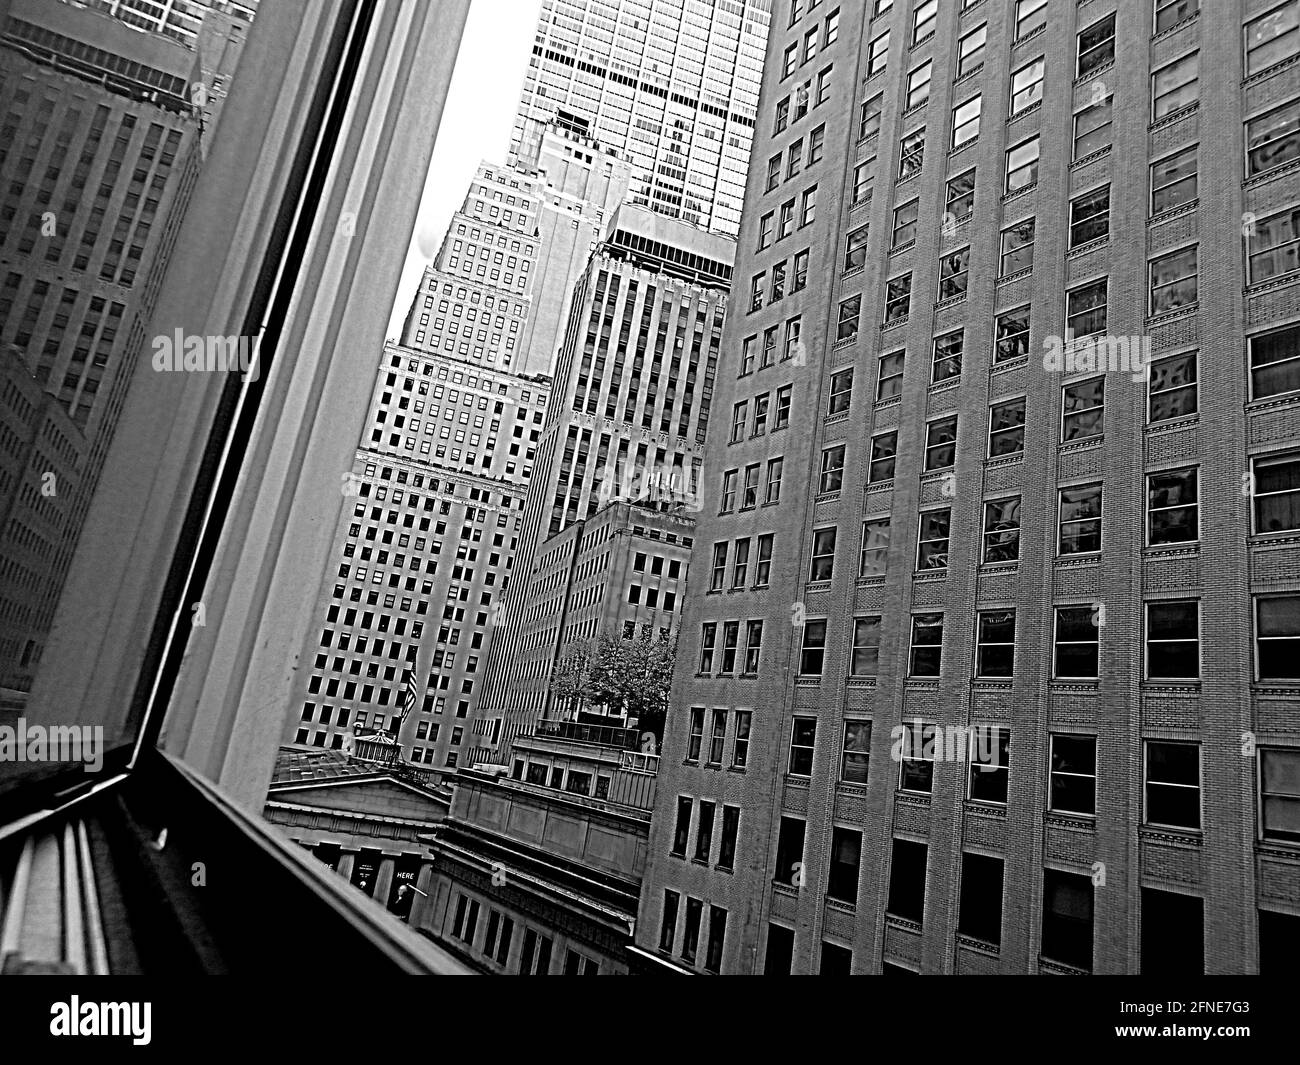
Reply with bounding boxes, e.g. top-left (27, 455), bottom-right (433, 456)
top-left (508, 0), bottom-right (772, 237)
top-left (635, 0), bottom-right (1300, 975)
top-left (0, 0), bottom-right (203, 699)
top-left (477, 206), bottom-right (732, 753)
